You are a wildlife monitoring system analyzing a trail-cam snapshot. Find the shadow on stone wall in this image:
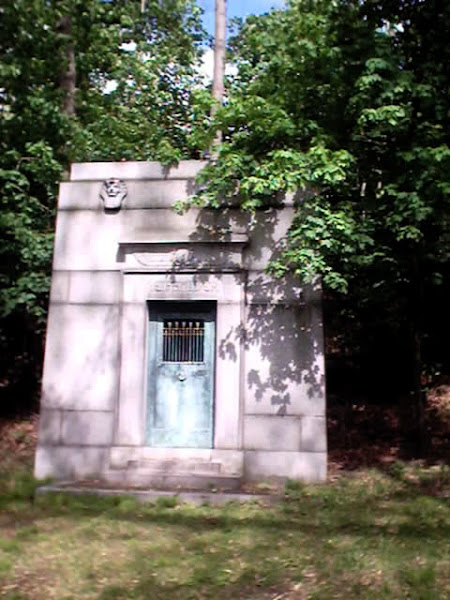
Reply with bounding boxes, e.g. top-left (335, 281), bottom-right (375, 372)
top-left (183, 205), bottom-right (325, 418)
